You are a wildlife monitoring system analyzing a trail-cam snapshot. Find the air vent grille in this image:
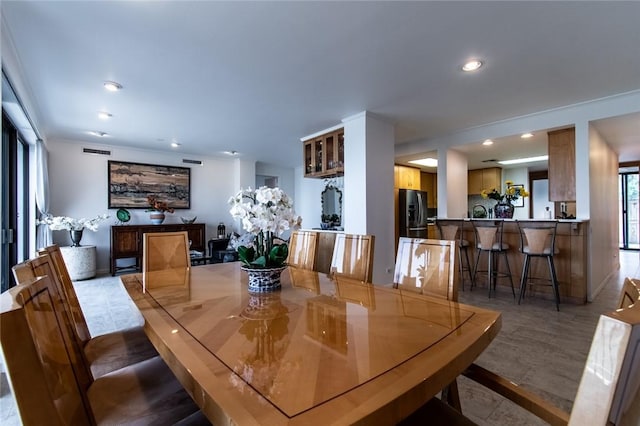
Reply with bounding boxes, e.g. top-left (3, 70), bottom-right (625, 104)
top-left (183, 158), bottom-right (203, 165)
top-left (83, 147), bottom-right (111, 156)
top-left (481, 159), bottom-right (498, 163)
